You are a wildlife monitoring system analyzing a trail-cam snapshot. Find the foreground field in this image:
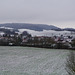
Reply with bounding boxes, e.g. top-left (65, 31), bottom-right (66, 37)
top-left (0, 46), bottom-right (69, 75)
